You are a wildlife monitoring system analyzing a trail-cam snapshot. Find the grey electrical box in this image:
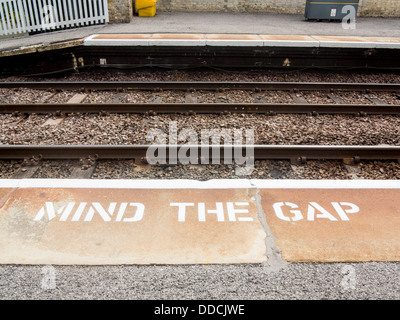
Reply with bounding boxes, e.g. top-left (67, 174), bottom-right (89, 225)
top-left (305, 0), bottom-right (360, 20)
